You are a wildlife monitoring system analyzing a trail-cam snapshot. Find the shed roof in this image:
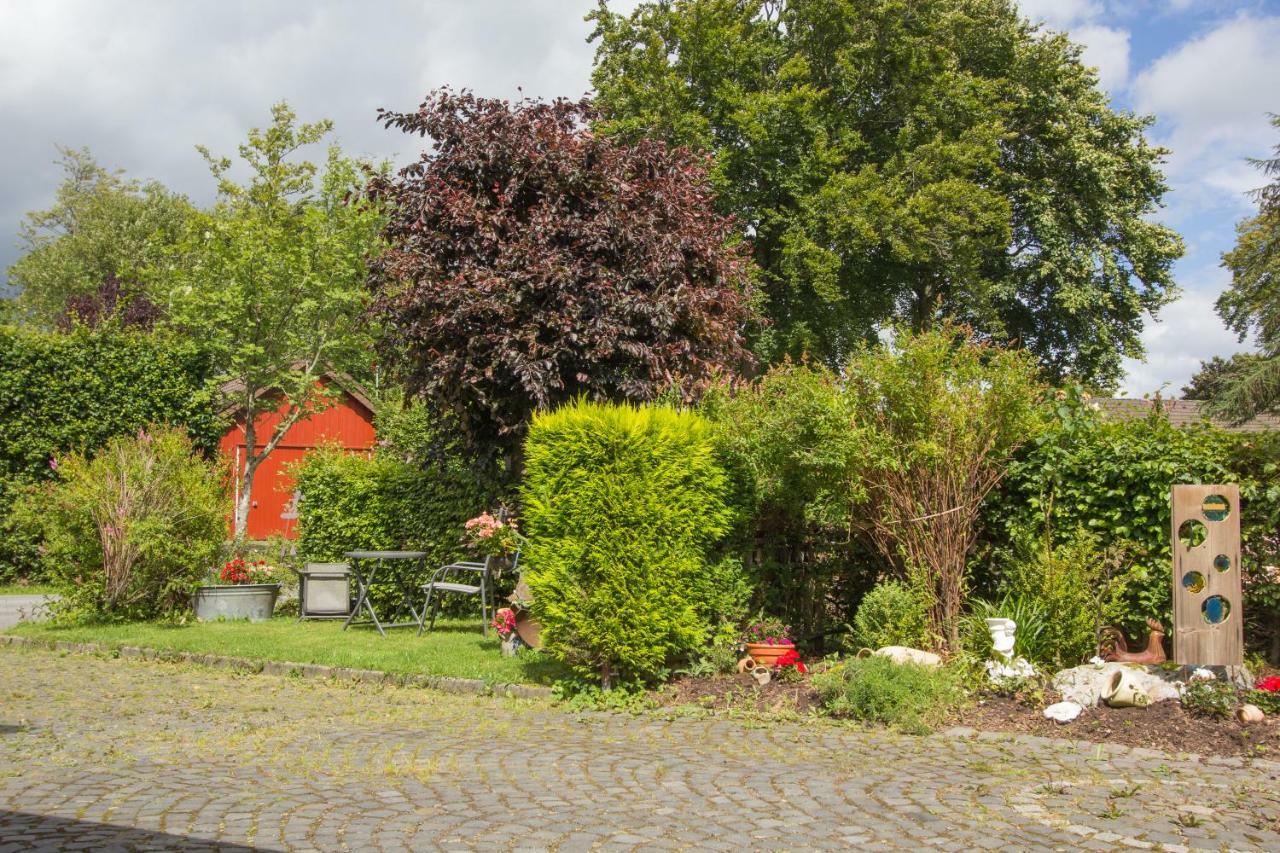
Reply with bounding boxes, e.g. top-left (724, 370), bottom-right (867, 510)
top-left (217, 369), bottom-right (377, 418)
top-left (1094, 397), bottom-right (1280, 433)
